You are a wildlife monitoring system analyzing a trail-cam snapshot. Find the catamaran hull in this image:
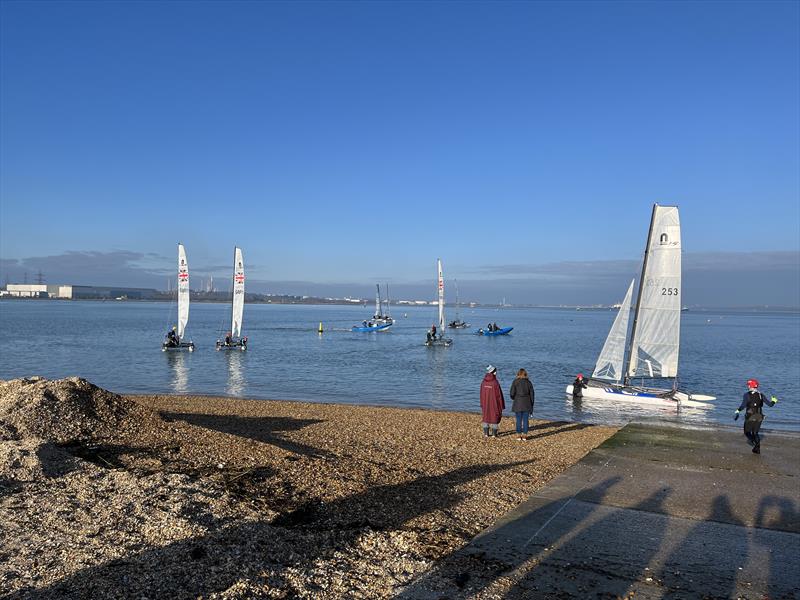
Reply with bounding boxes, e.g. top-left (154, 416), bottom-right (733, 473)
top-left (216, 340), bottom-right (247, 351)
top-left (425, 338), bottom-right (453, 347)
top-left (352, 323), bottom-right (392, 332)
top-left (565, 384), bottom-right (714, 409)
top-left (162, 342), bottom-right (195, 352)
